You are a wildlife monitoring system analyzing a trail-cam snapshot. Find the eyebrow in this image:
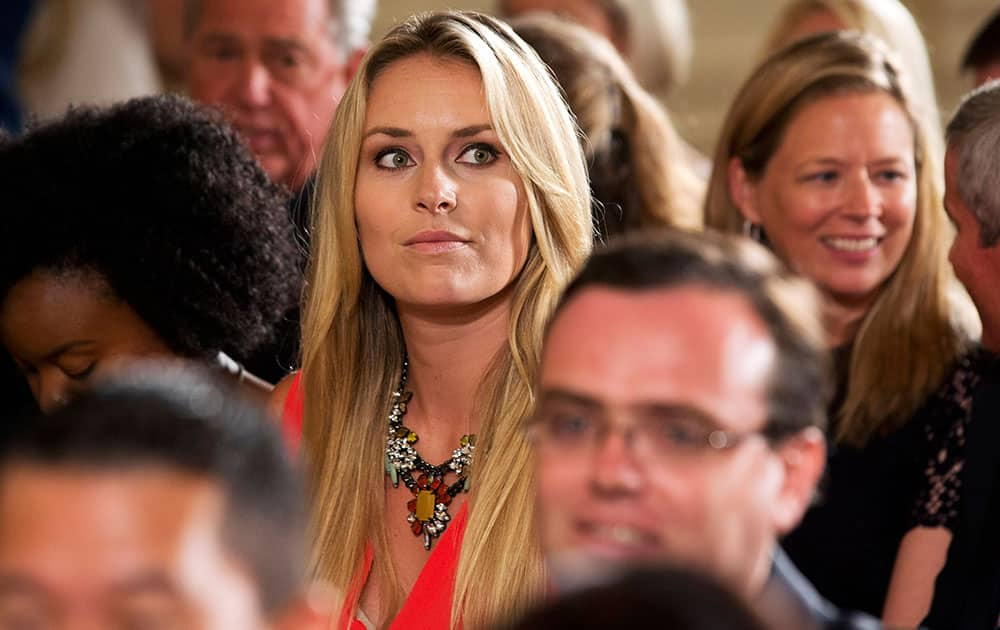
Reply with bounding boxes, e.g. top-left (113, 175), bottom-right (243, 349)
top-left (112, 571), bottom-right (180, 597)
top-left (0, 573), bottom-right (47, 598)
top-left (42, 340), bottom-right (97, 362)
top-left (362, 124), bottom-right (494, 140)
top-left (632, 402), bottom-right (723, 429)
top-left (262, 37), bottom-right (310, 53)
